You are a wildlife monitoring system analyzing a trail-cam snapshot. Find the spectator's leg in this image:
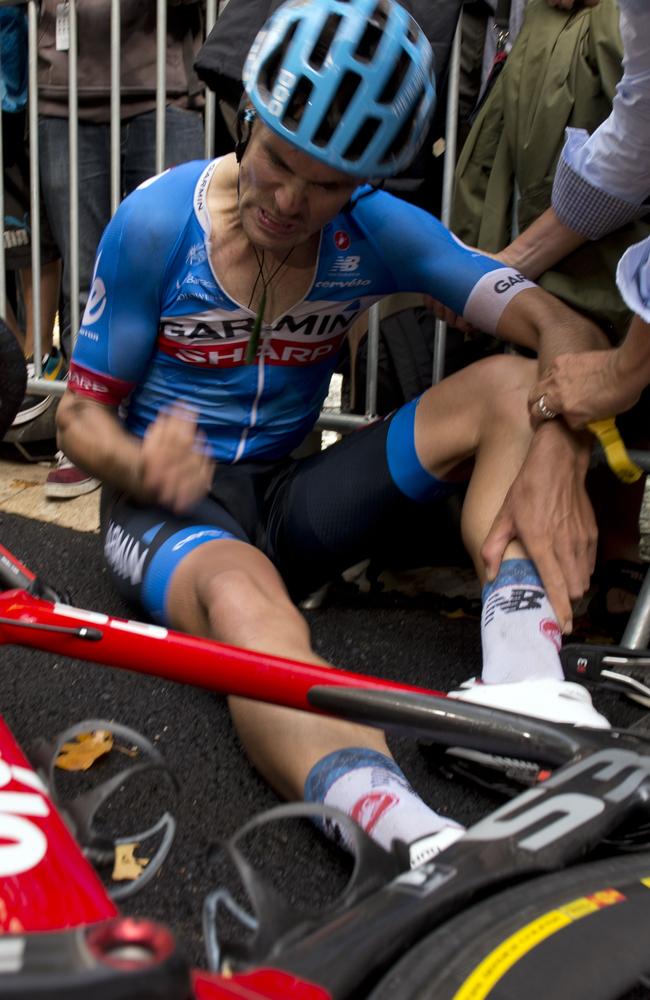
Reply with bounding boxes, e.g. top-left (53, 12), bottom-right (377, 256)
top-left (122, 106), bottom-right (205, 196)
top-left (20, 259), bottom-right (61, 360)
top-left (39, 118), bottom-right (111, 354)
